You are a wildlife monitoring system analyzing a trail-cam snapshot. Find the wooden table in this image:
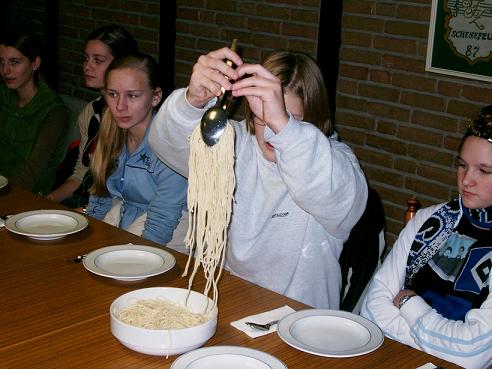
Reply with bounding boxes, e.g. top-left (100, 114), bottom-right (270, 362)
top-left (0, 186), bottom-right (462, 368)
